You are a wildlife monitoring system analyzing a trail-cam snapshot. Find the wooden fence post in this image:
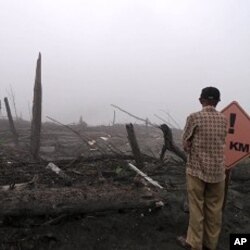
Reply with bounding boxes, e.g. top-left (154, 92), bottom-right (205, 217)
top-left (126, 123), bottom-right (144, 168)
